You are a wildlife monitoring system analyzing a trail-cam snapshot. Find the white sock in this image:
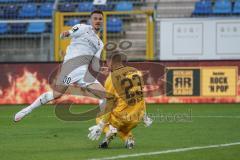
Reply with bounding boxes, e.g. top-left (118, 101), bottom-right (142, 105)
top-left (27, 91), bottom-right (54, 111)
